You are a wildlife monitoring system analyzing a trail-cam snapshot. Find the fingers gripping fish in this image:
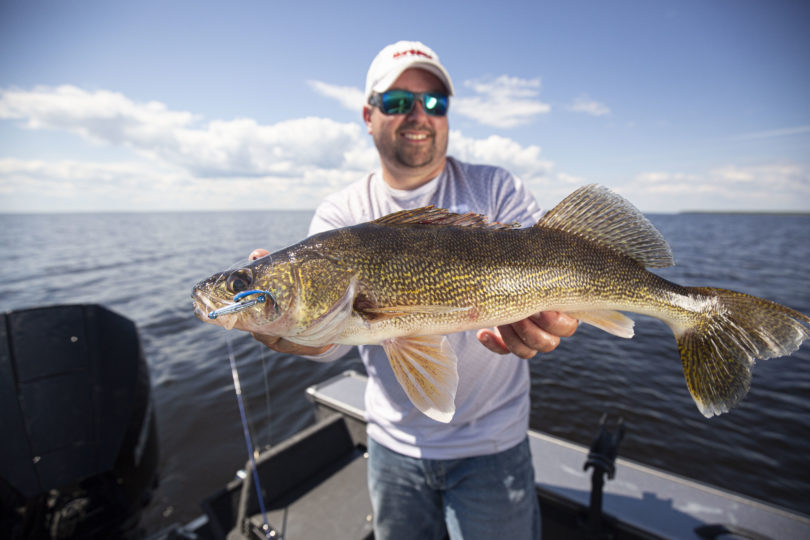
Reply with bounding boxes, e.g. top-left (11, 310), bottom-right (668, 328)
top-left (192, 185), bottom-right (810, 423)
